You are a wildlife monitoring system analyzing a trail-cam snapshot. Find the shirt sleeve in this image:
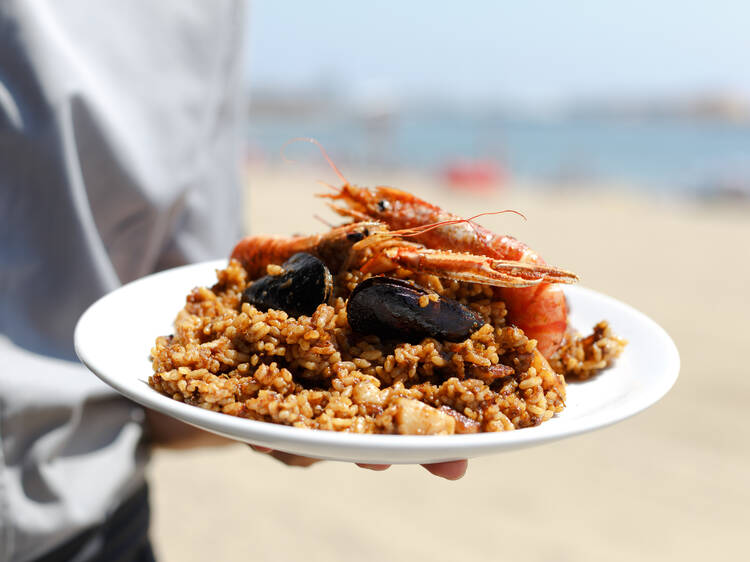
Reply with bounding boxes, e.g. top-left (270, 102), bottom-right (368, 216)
top-left (0, 1), bottom-right (245, 560)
